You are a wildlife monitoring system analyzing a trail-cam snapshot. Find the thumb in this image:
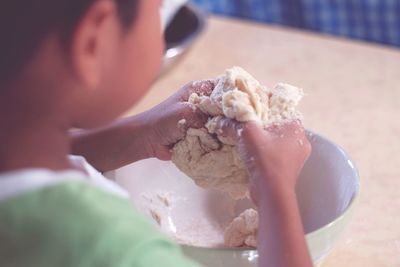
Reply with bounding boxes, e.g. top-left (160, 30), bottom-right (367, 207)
top-left (210, 117), bottom-right (244, 141)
